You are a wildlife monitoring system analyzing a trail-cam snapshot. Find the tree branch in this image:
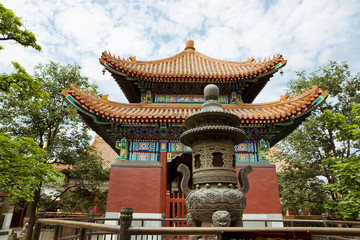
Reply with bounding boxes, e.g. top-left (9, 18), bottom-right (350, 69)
top-left (327, 128), bottom-right (337, 157)
top-left (0, 37), bottom-right (16, 41)
top-left (46, 184), bottom-right (80, 207)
